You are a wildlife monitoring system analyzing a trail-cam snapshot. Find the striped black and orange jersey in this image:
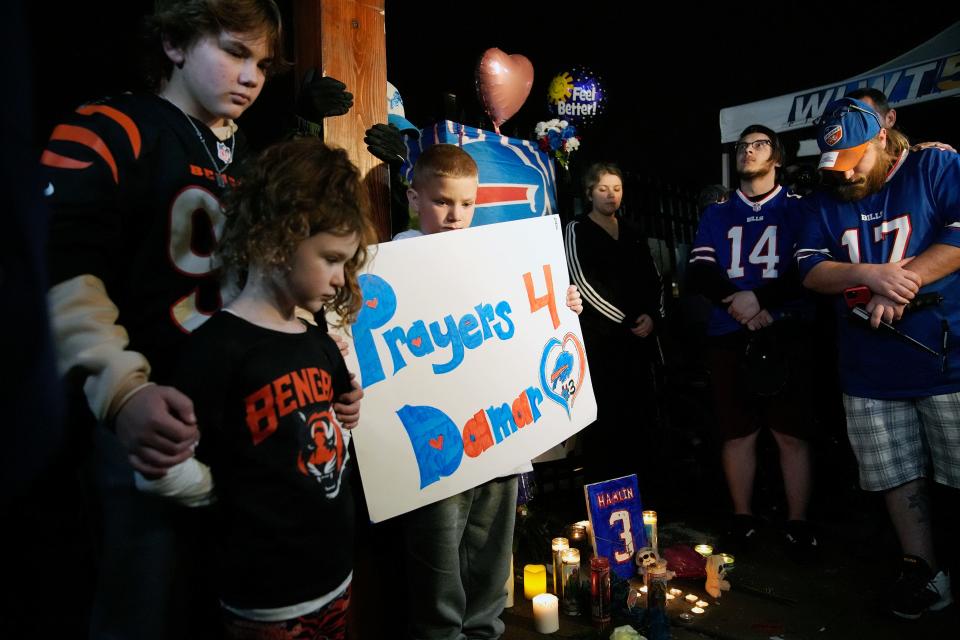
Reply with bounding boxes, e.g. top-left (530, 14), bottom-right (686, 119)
top-left (43, 93), bottom-right (249, 406)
